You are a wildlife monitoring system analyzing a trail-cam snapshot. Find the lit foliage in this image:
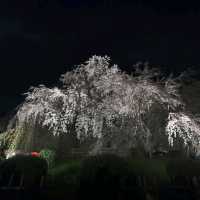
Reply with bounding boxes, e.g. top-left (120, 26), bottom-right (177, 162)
top-left (39, 149), bottom-right (55, 168)
top-left (13, 56), bottom-right (200, 152)
top-left (166, 112), bottom-right (200, 147)
top-left (17, 86), bottom-right (73, 136)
